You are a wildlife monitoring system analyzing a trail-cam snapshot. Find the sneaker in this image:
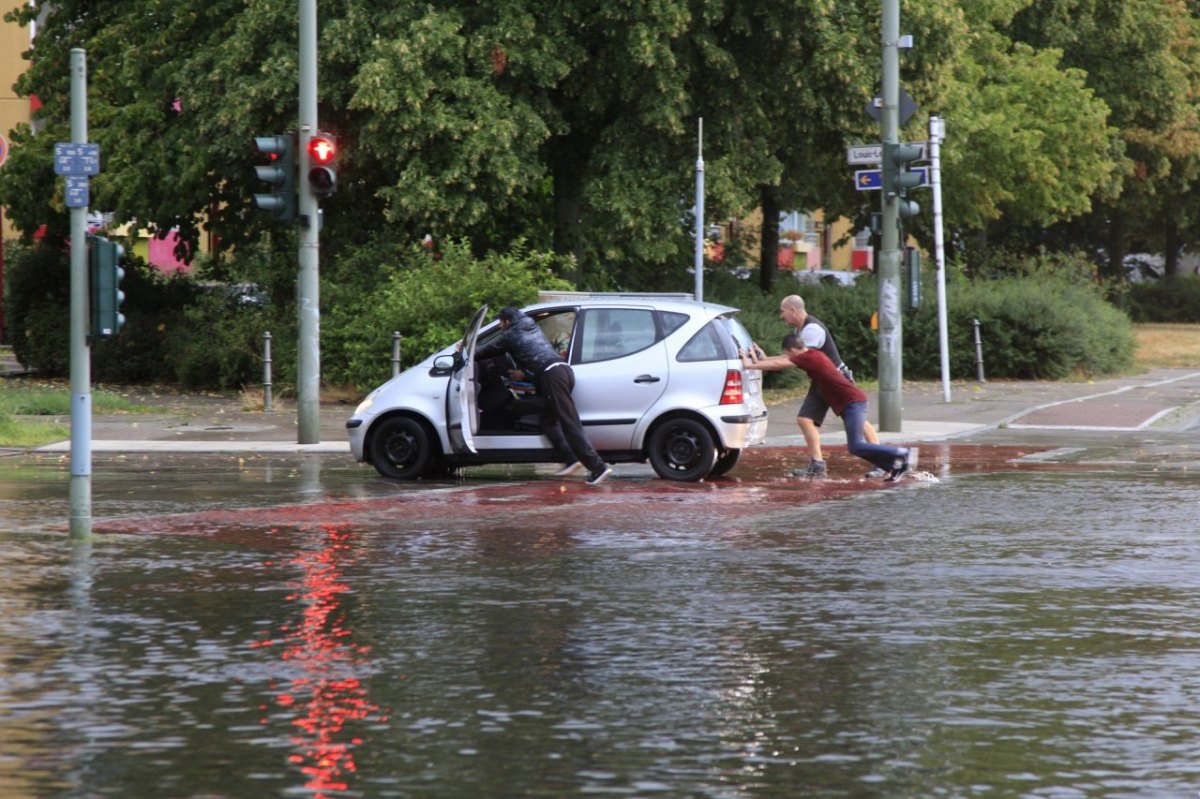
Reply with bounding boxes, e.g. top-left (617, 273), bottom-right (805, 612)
top-left (586, 465), bottom-right (614, 485)
top-left (907, 447), bottom-right (920, 471)
top-left (885, 455), bottom-right (910, 483)
top-left (790, 459), bottom-right (827, 478)
top-left (554, 462), bottom-right (586, 478)
top-left (864, 467), bottom-right (887, 479)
